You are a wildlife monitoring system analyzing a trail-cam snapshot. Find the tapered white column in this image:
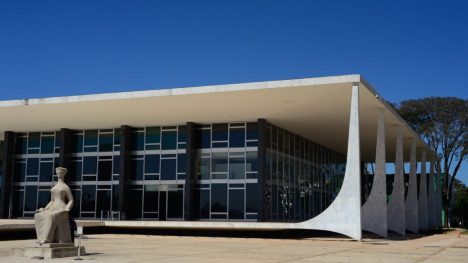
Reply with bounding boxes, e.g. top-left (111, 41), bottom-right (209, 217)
top-left (388, 129), bottom-right (405, 235)
top-left (405, 139), bottom-right (419, 233)
top-left (427, 160), bottom-right (435, 229)
top-left (298, 83), bottom-right (362, 240)
top-left (361, 109), bottom-right (387, 237)
top-left (418, 150), bottom-right (428, 231)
